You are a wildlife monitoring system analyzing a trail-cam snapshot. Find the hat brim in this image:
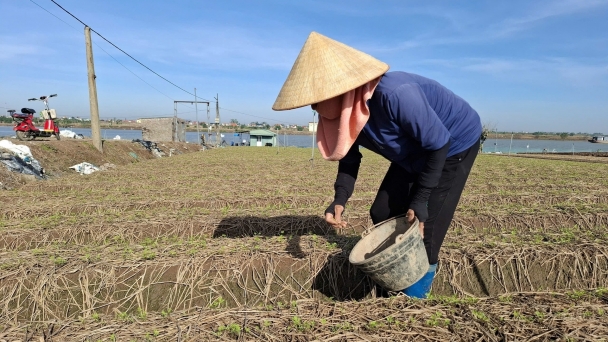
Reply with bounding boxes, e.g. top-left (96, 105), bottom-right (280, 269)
top-left (273, 32), bottom-right (389, 111)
